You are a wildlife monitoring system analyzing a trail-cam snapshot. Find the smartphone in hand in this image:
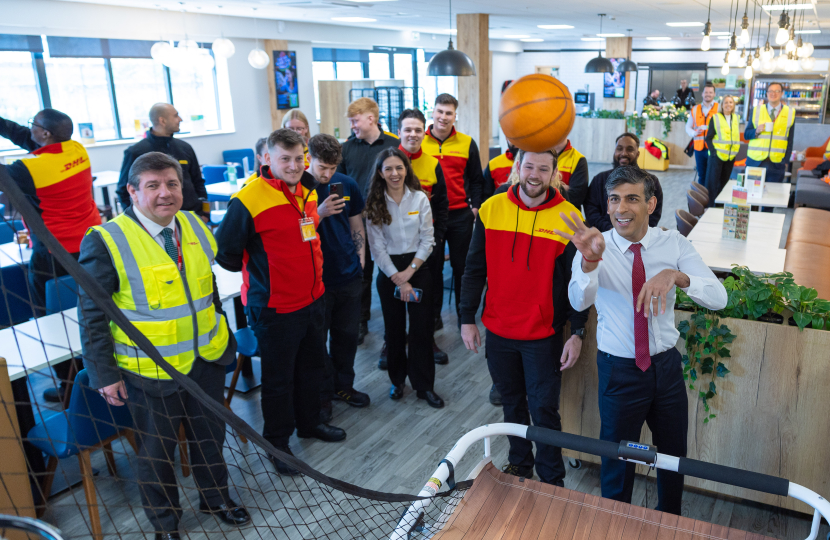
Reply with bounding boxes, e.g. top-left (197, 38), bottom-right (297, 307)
top-left (330, 183), bottom-right (344, 199)
top-left (394, 286), bottom-right (422, 303)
